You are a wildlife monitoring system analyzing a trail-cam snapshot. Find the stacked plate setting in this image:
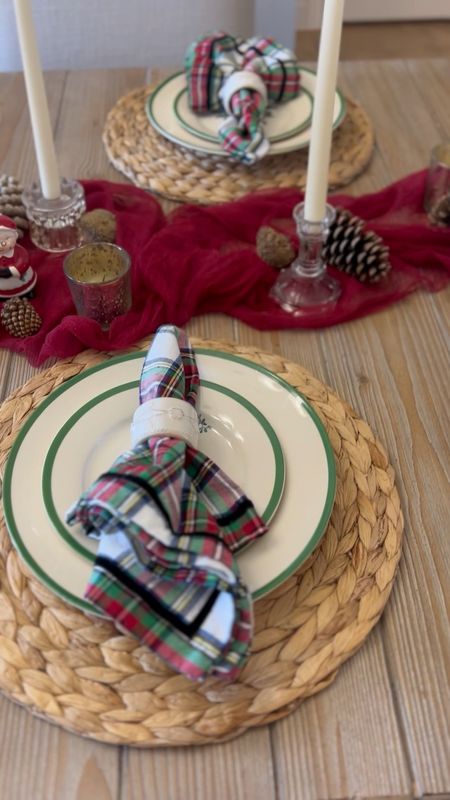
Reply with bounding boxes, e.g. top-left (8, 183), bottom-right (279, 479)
top-left (146, 68), bottom-right (346, 158)
top-left (3, 350), bottom-right (336, 614)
